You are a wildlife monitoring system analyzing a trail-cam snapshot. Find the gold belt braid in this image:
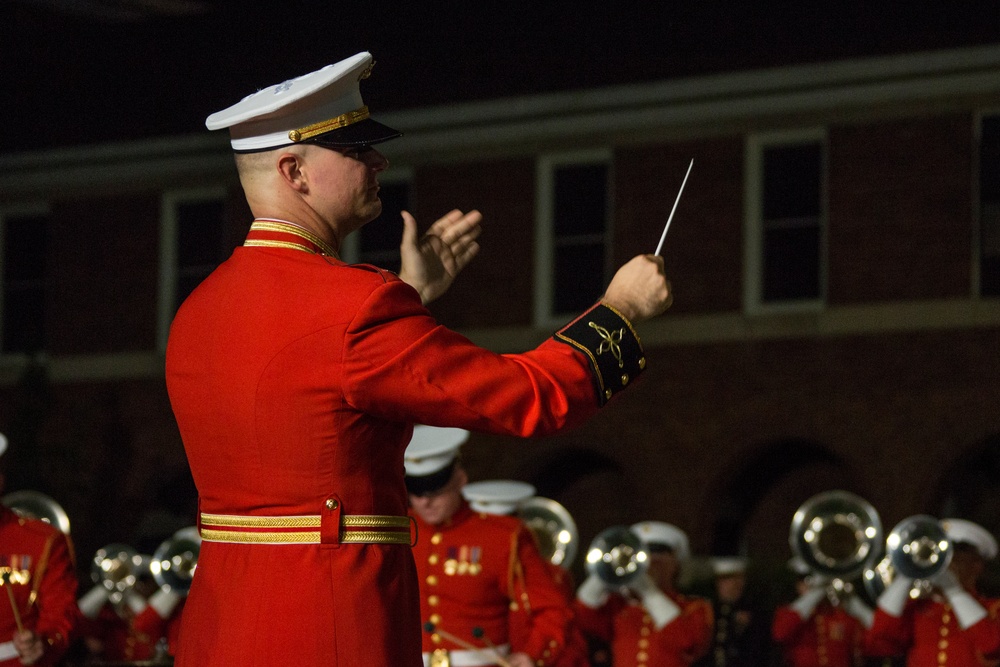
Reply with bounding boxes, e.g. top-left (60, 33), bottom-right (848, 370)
top-left (199, 512), bottom-right (412, 545)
